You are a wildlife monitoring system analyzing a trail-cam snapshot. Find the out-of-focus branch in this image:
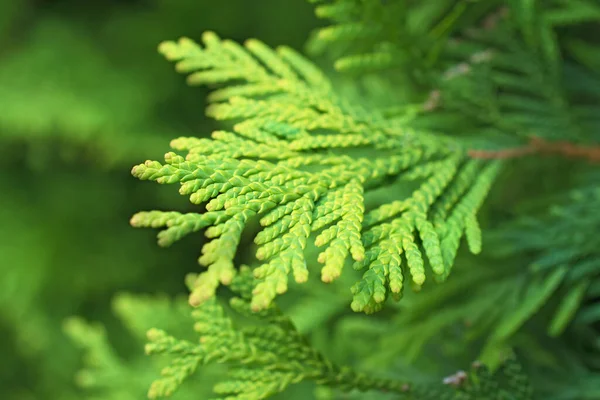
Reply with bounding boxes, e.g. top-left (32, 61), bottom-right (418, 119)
top-left (468, 136), bottom-right (600, 163)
